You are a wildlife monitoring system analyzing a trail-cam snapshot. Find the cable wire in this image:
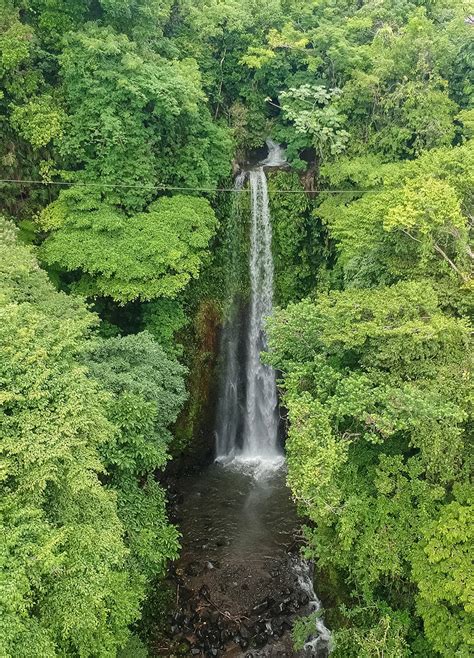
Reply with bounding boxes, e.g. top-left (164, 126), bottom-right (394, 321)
top-left (0, 178), bottom-right (387, 194)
